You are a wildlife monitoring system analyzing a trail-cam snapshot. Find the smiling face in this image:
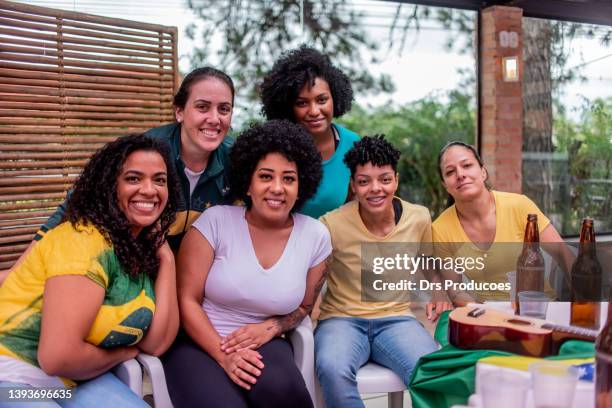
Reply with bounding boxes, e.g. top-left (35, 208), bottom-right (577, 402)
top-left (175, 77), bottom-right (233, 159)
top-left (293, 77), bottom-right (334, 140)
top-left (116, 150), bottom-right (169, 236)
top-left (351, 163), bottom-right (399, 216)
top-left (440, 145), bottom-right (488, 201)
top-left (247, 152), bottom-right (299, 224)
